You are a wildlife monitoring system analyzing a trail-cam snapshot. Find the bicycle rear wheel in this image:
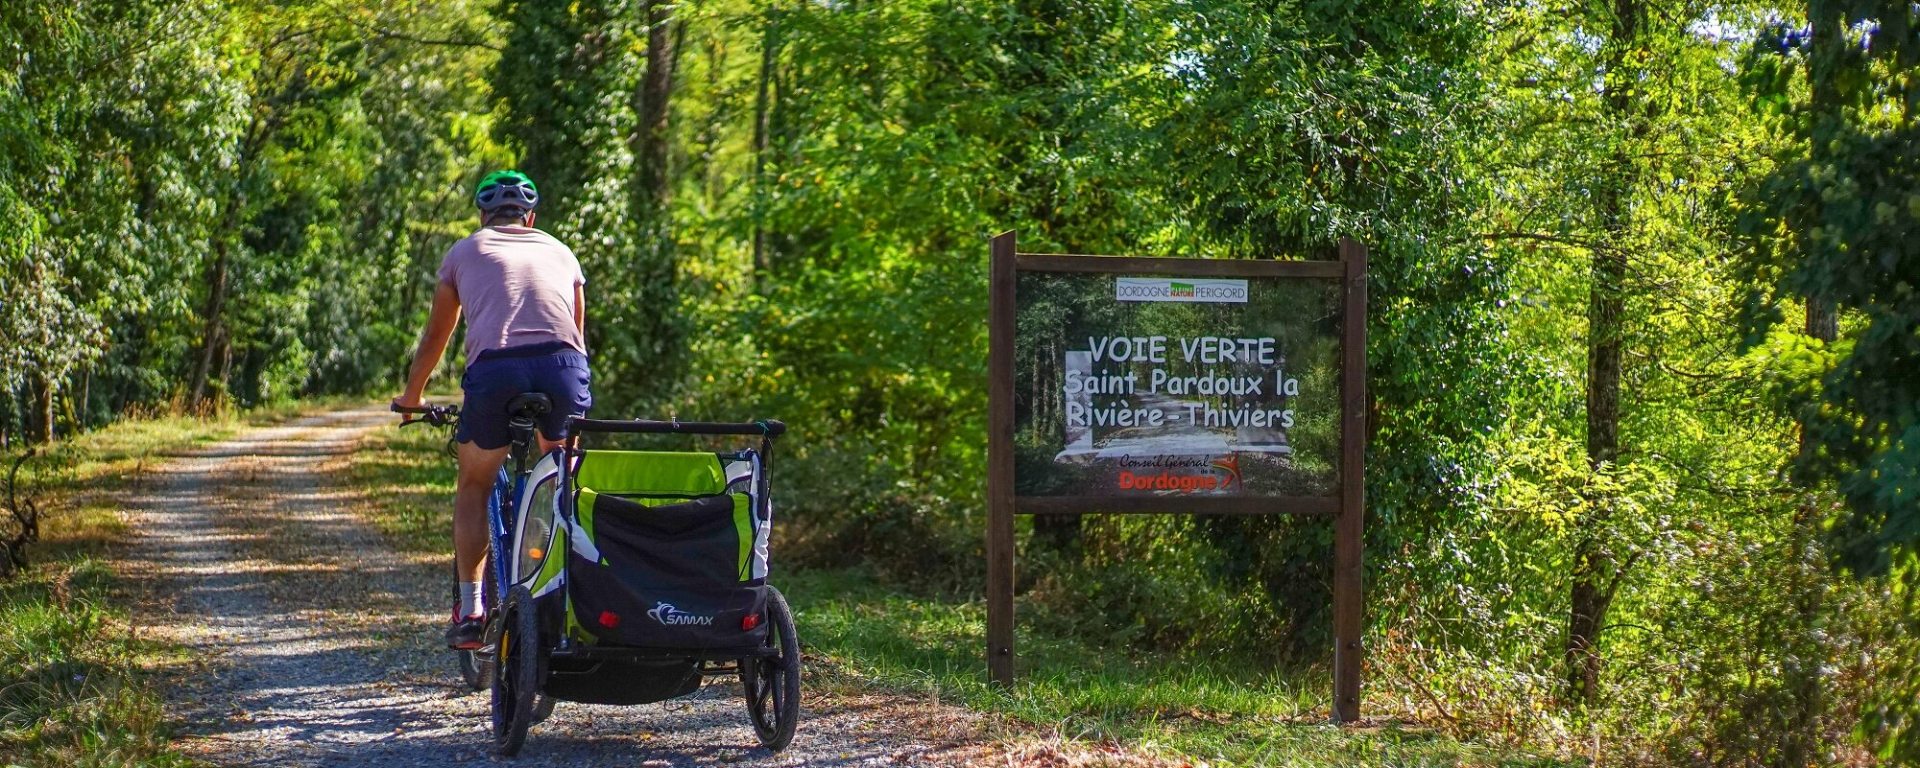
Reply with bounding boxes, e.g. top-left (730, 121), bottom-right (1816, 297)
top-left (491, 585), bottom-right (540, 756)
